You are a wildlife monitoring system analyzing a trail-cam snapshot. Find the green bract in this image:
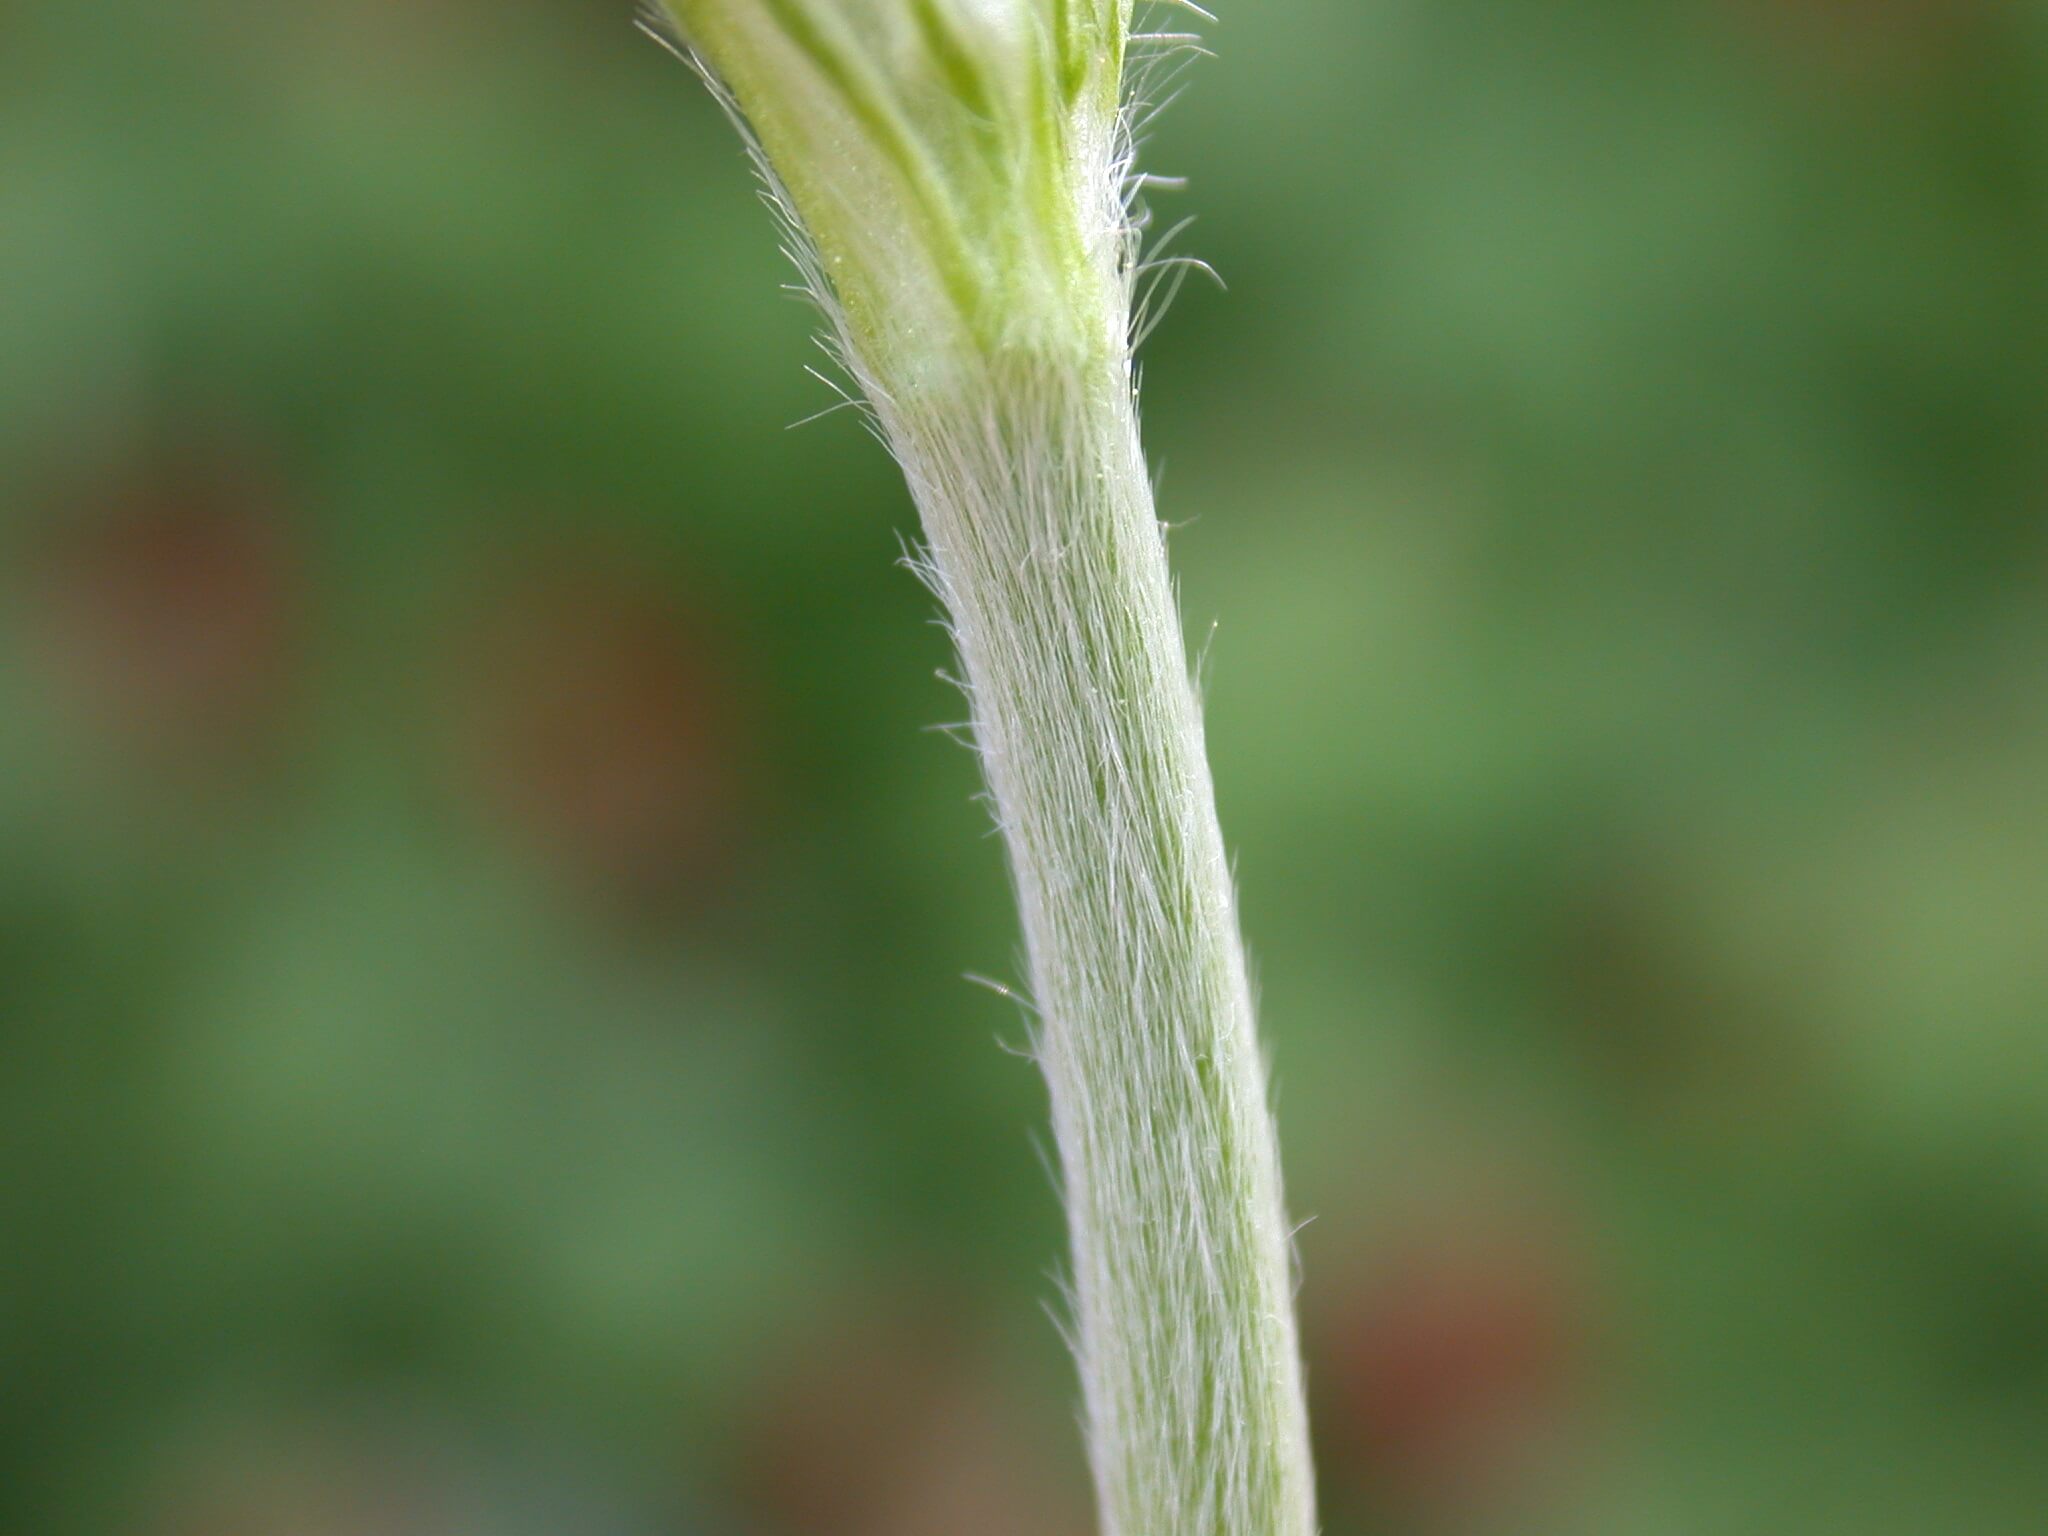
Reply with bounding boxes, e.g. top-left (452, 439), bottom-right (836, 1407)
top-left (658, 0), bottom-right (1132, 377)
